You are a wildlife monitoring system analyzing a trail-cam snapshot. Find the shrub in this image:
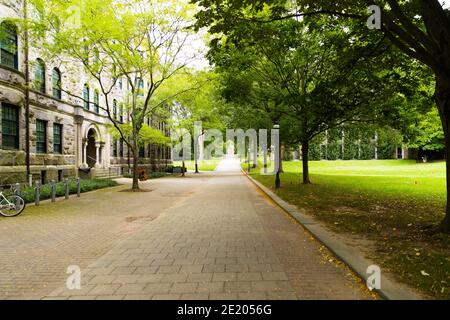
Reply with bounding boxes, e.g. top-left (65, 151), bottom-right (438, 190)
top-left (4, 179), bottom-right (118, 204)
